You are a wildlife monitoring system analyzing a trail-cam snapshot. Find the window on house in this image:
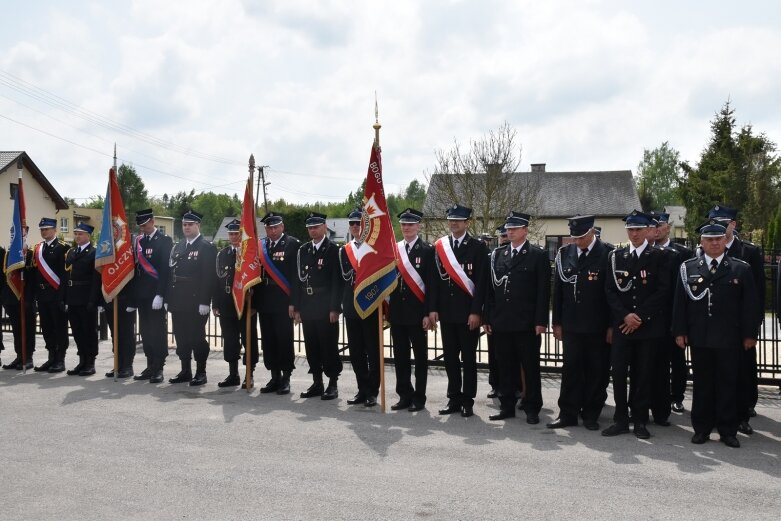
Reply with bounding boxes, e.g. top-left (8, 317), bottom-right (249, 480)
top-left (60, 217), bottom-right (69, 233)
top-left (158, 225), bottom-right (166, 235)
top-left (9, 183), bottom-right (18, 199)
top-left (545, 235), bottom-right (573, 262)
